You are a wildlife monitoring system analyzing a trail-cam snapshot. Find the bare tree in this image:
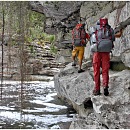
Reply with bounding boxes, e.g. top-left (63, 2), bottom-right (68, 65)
top-left (0, 2), bottom-right (5, 100)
